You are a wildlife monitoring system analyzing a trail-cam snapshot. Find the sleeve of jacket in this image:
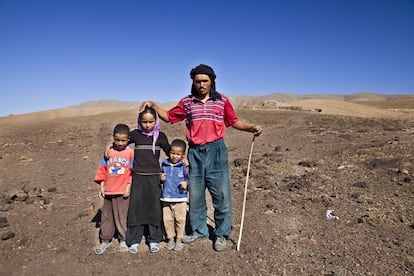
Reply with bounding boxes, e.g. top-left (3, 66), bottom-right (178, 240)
top-left (94, 156), bottom-right (108, 184)
top-left (159, 132), bottom-right (170, 156)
